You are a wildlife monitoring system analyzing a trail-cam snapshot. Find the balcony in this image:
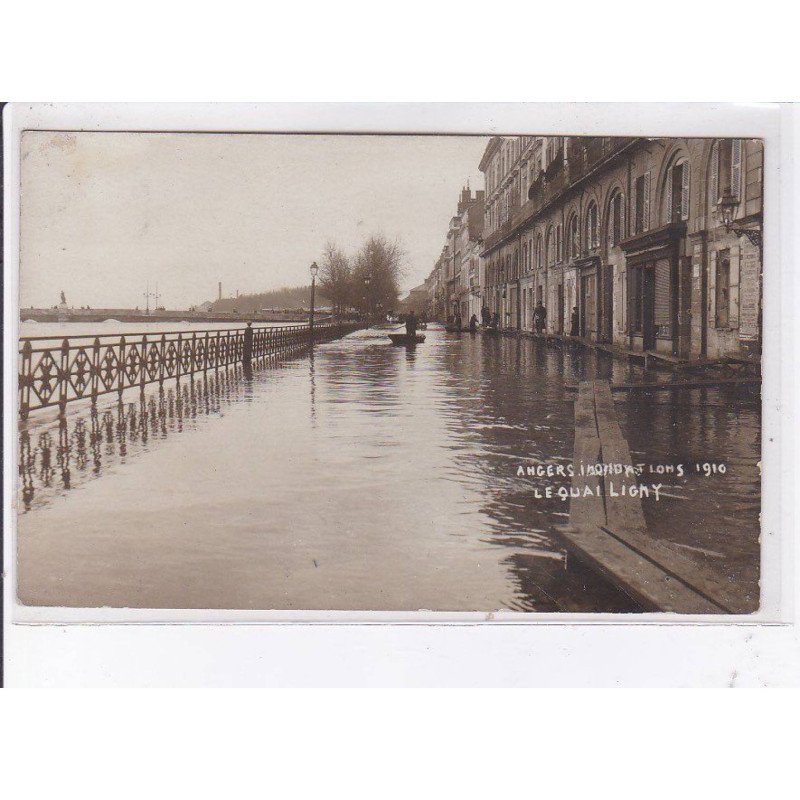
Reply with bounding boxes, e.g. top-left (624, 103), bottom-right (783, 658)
top-left (567, 137), bottom-right (636, 184)
top-left (481, 137), bottom-right (638, 256)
